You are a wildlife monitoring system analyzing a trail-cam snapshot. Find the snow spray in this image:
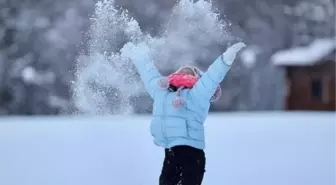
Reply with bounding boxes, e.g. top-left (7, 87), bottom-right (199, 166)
top-left (72, 0), bottom-right (233, 115)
